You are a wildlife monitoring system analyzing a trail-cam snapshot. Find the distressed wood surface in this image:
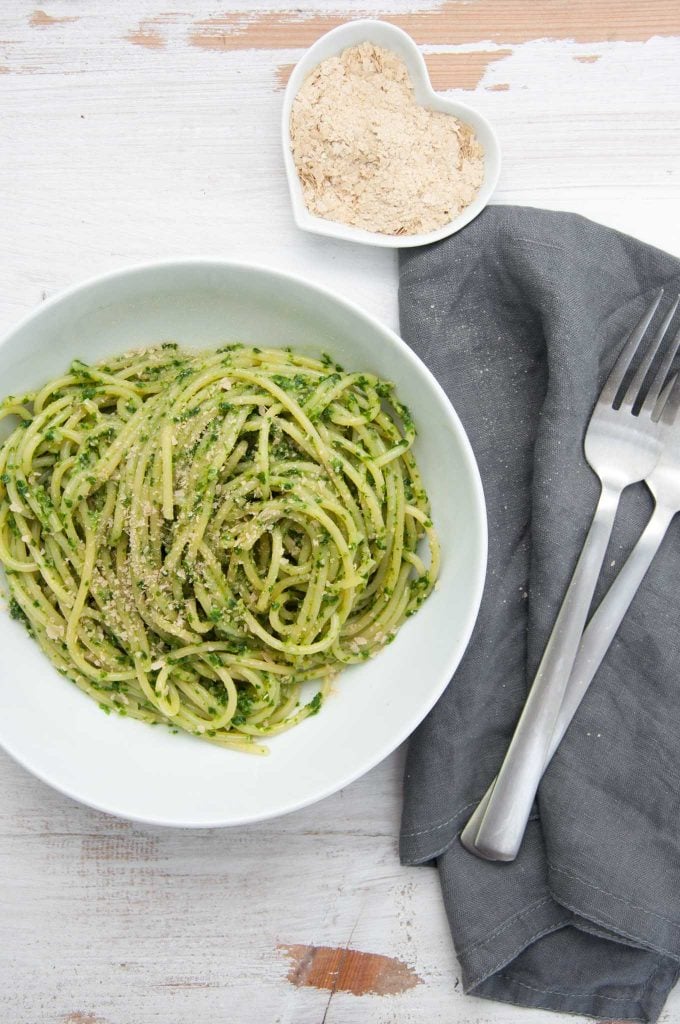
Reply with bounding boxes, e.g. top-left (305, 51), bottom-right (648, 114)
top-left (1, 2), bottom-right (680, 1022)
